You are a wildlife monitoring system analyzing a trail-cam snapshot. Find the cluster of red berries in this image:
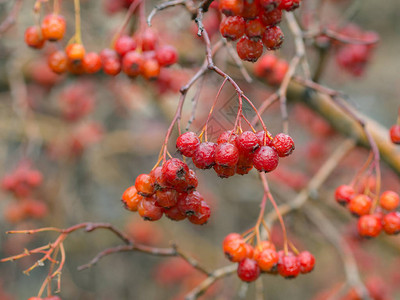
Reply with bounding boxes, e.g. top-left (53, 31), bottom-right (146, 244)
top-left (223, 233), bottom-right (315, 282)
top-left (176, 130), bottom-right (295, 178)
top-left (254, 53), bottom-right (289, 85)
top-left (335, 185), bottom-right (400, 237)
top-left (390, 124), bottom-right (400, 145)
top-left (217, 0), bottom-right (302, 62)
top-left (121, 158), bottom-right (210, 224)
